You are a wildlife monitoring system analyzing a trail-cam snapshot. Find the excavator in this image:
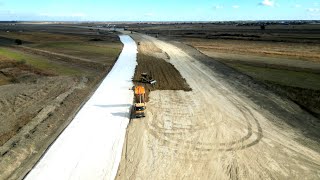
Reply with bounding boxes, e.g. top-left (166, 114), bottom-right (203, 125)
top-left (133, 86), bottom-right (146, 118)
